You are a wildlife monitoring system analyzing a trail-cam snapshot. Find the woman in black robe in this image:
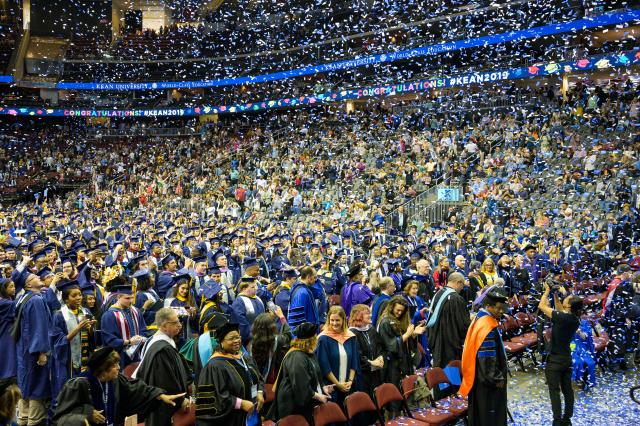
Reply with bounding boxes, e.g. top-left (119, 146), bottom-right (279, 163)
top-left (348, 304), bottom-right (384, 398)
top-left (377, 295), bottom-right (425, 411)
top-left (269, 322), bottom-right (333, 423)
top-left (53, 347), bottom-right (186, 426)
top-left (195, 322), bottom-right (264, 426)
